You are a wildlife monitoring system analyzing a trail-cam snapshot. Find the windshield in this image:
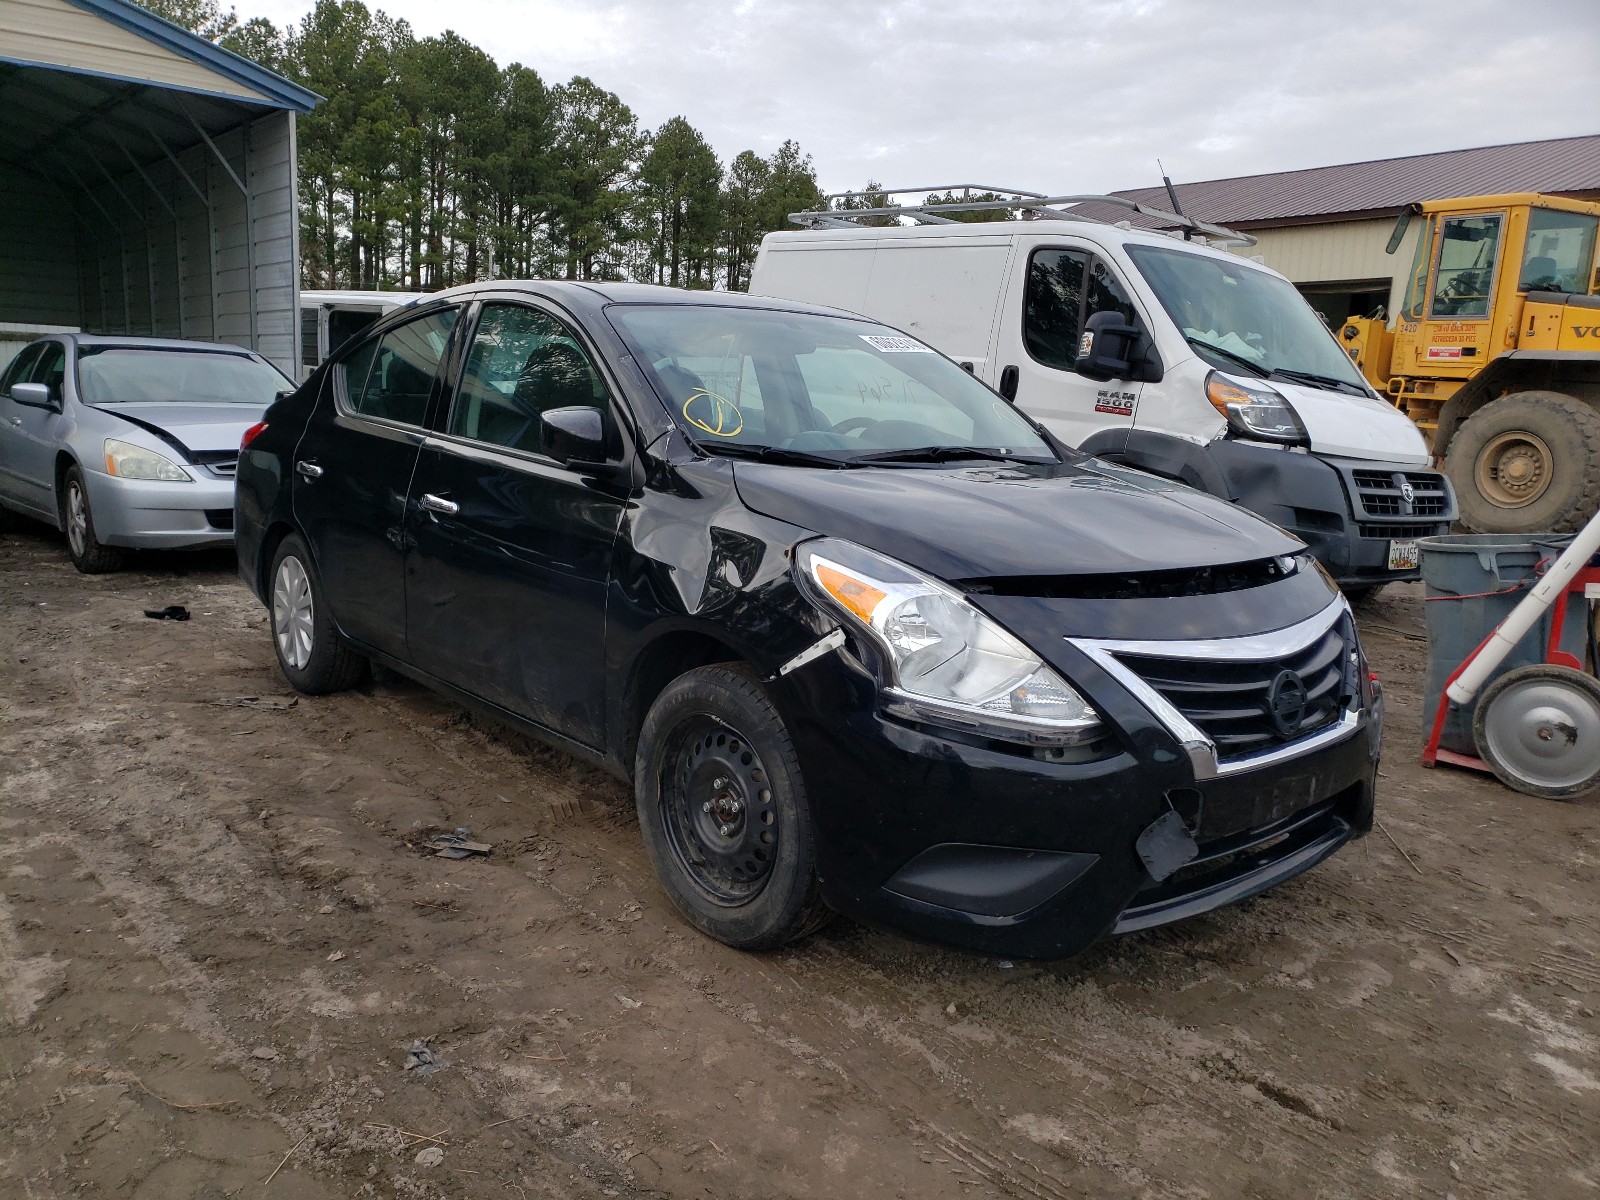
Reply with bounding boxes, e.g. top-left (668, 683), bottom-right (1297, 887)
top-left (78, 347), bottom-right (290, 406)
top-left (1125, 244), bottom-right (1368, 389)
top-left (607, 306), bottom-right (1056, 463)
